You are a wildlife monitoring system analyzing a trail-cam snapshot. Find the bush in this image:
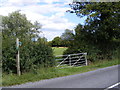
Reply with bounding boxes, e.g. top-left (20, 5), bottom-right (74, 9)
top-left (2, 38), bottom-right (55, 73)
top-left (63, 45), bottom-right (114, 62)
top-left (112, 46), bottom-right (120, 60)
